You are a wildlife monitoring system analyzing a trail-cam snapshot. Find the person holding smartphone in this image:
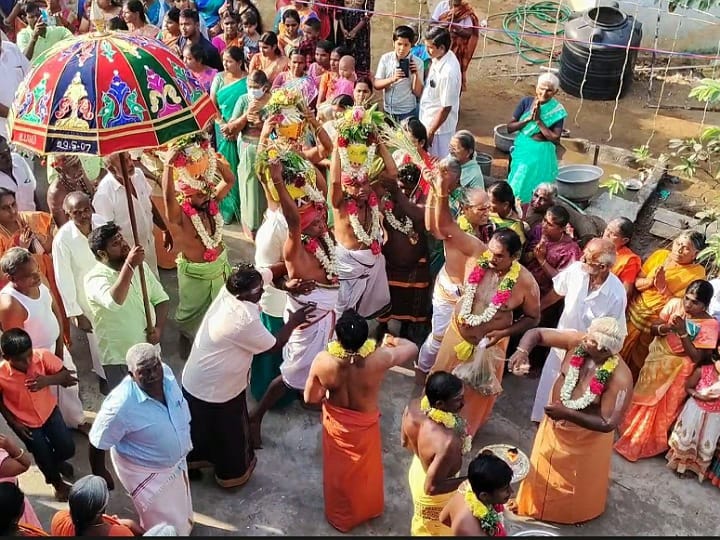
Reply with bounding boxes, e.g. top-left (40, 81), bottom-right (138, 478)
top-left (373, 24), bottom-right (424, 122)
top-left (16, 2), bottom-right (72, 61)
